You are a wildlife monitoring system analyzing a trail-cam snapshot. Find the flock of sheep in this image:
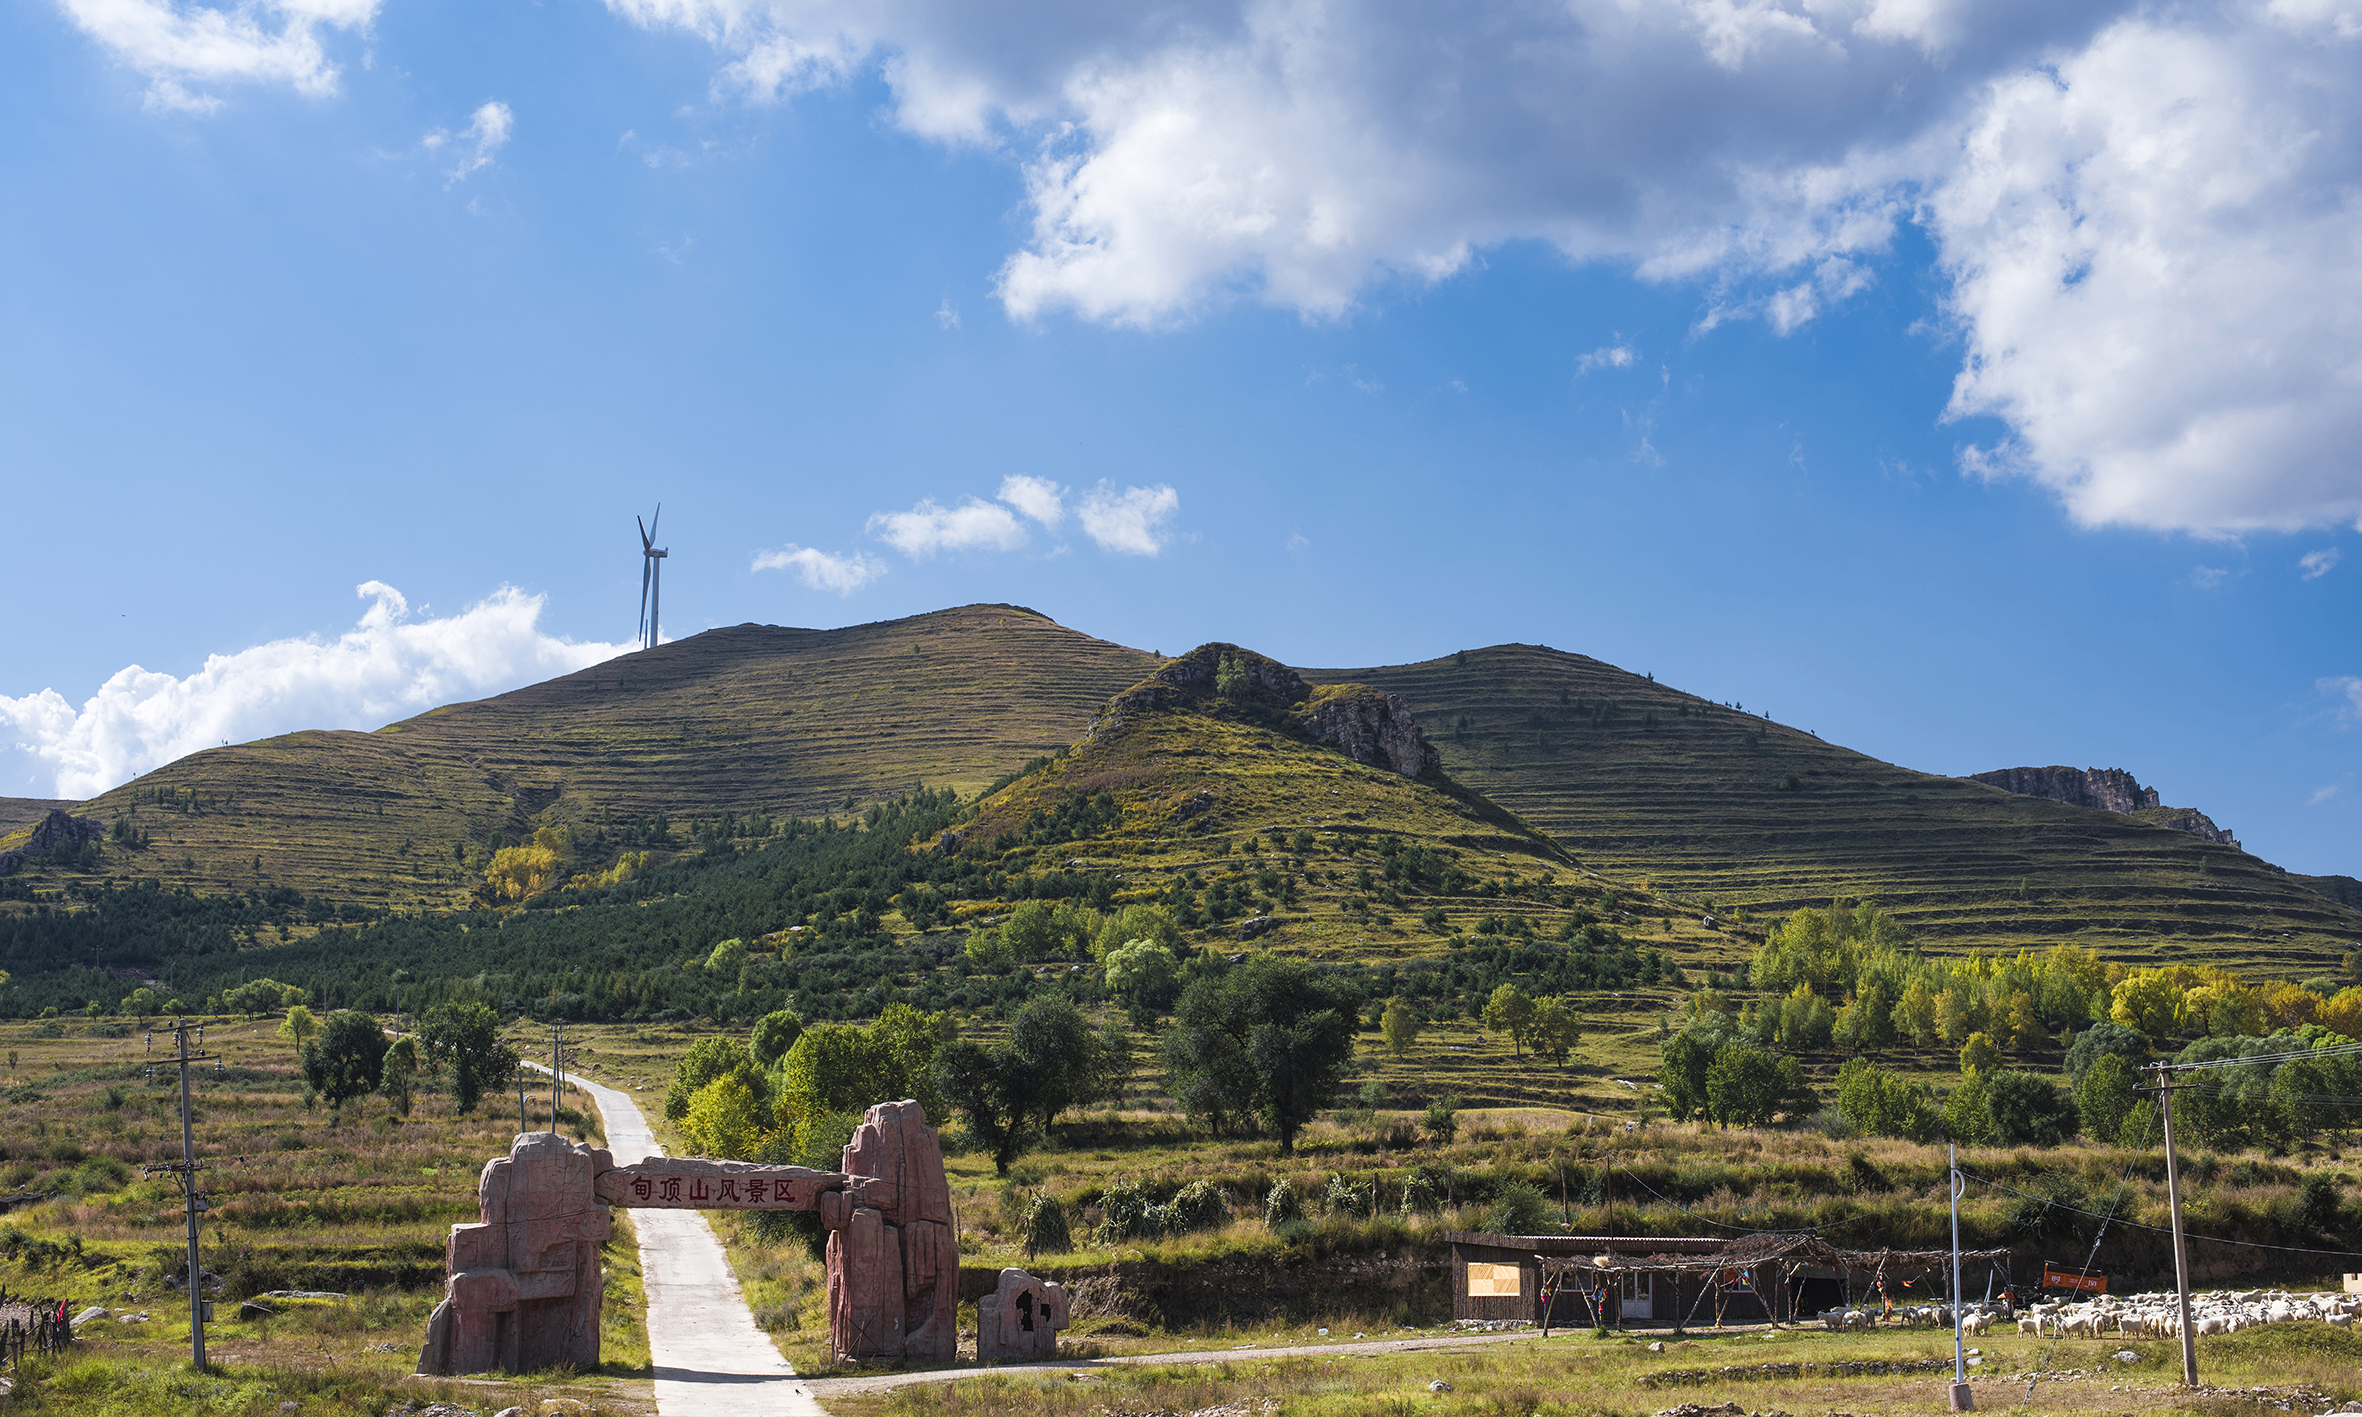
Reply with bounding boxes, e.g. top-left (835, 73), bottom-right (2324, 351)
top-left (1819, 1289), bottom-right (2359, 1340)
top-left (2016, 1289), bottom-right (2360, 1339)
